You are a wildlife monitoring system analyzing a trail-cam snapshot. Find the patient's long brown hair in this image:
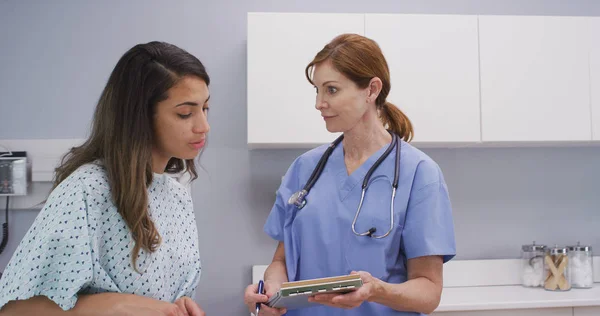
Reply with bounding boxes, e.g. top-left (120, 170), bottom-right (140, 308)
top-left (53, 41), bottom-right (210, 271)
